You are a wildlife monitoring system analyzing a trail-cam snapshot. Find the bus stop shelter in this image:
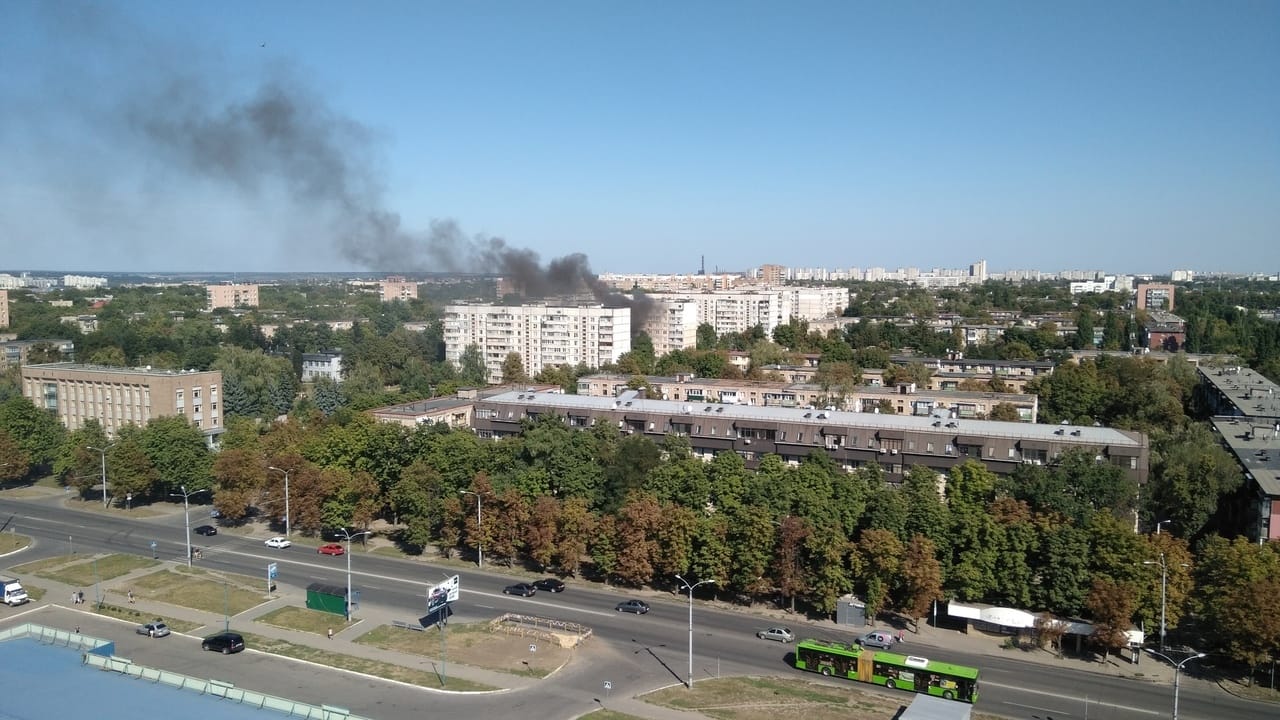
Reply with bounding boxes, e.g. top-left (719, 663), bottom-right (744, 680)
top-left (305, 582), bottom-right (348, 616)
top-left (899, 694), bottom-right (972, 720)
